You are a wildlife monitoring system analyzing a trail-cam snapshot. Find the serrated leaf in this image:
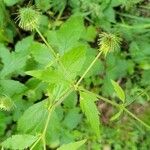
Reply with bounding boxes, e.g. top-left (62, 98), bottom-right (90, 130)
top-left (57, 139), bottom-right (86, 150)
top-left (15, 36), bottom-right (33, 54)
top-left (25, 78), bottom-right (47, 102)
top-left (61, 45), bottom-right (86, 79)
top-left (80, 91), bottom-right (100, 137)
top-left (18, 101), bottom-right (48, 133)
top-left (62, 108), bottom-right (82, 130)
top-left (81, 25), bottom-right (97, 42)
top-left (1, 134), bottom-right (38, 150)
top-left (30, 41), bottom-right (52, 65)
top-left (46, 15), bottom-right (85, 54)
top-left (0, 79), bottom-right (27, 97)
top-left (26, 67), bottom-right (69, 84)
top-left (111, 80), bottom-right (125, 103)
